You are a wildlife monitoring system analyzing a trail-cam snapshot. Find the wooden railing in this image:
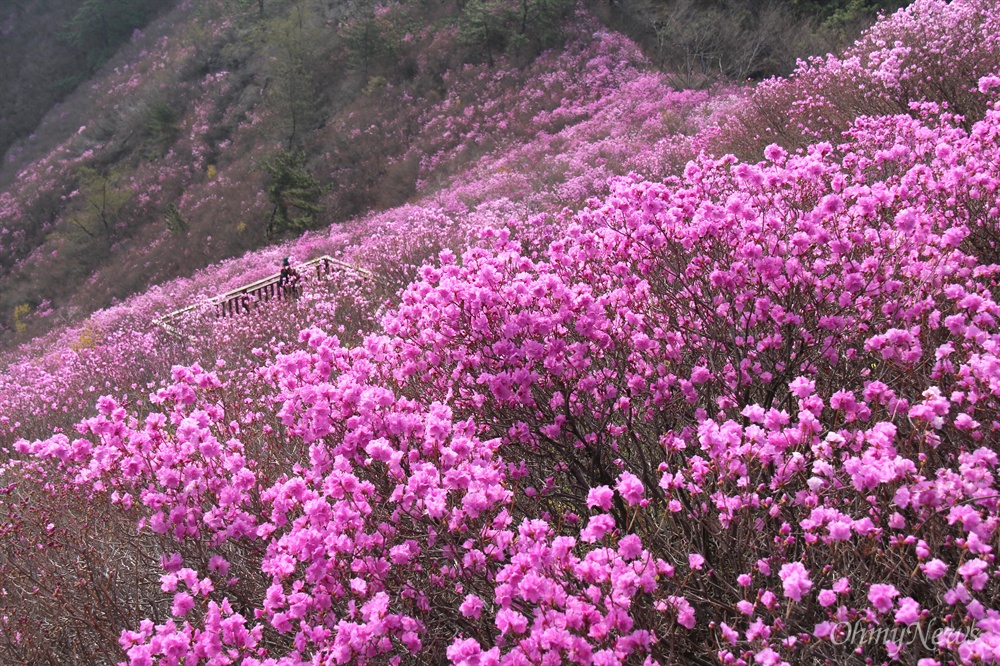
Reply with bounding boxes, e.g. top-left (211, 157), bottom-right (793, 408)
top-left (153, 255), bottom-right (372, 338)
